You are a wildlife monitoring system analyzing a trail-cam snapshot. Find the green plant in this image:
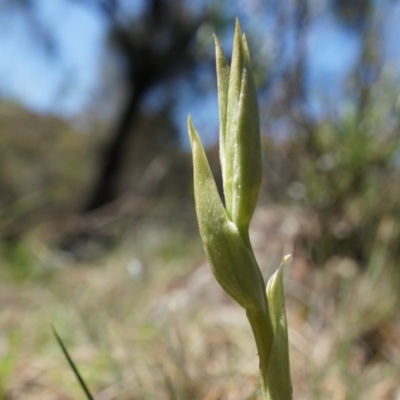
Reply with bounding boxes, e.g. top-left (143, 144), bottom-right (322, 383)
top-left (188, 21), bottom-right (292, 399)
top-left (52, 326), bottom-right (95, 400)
